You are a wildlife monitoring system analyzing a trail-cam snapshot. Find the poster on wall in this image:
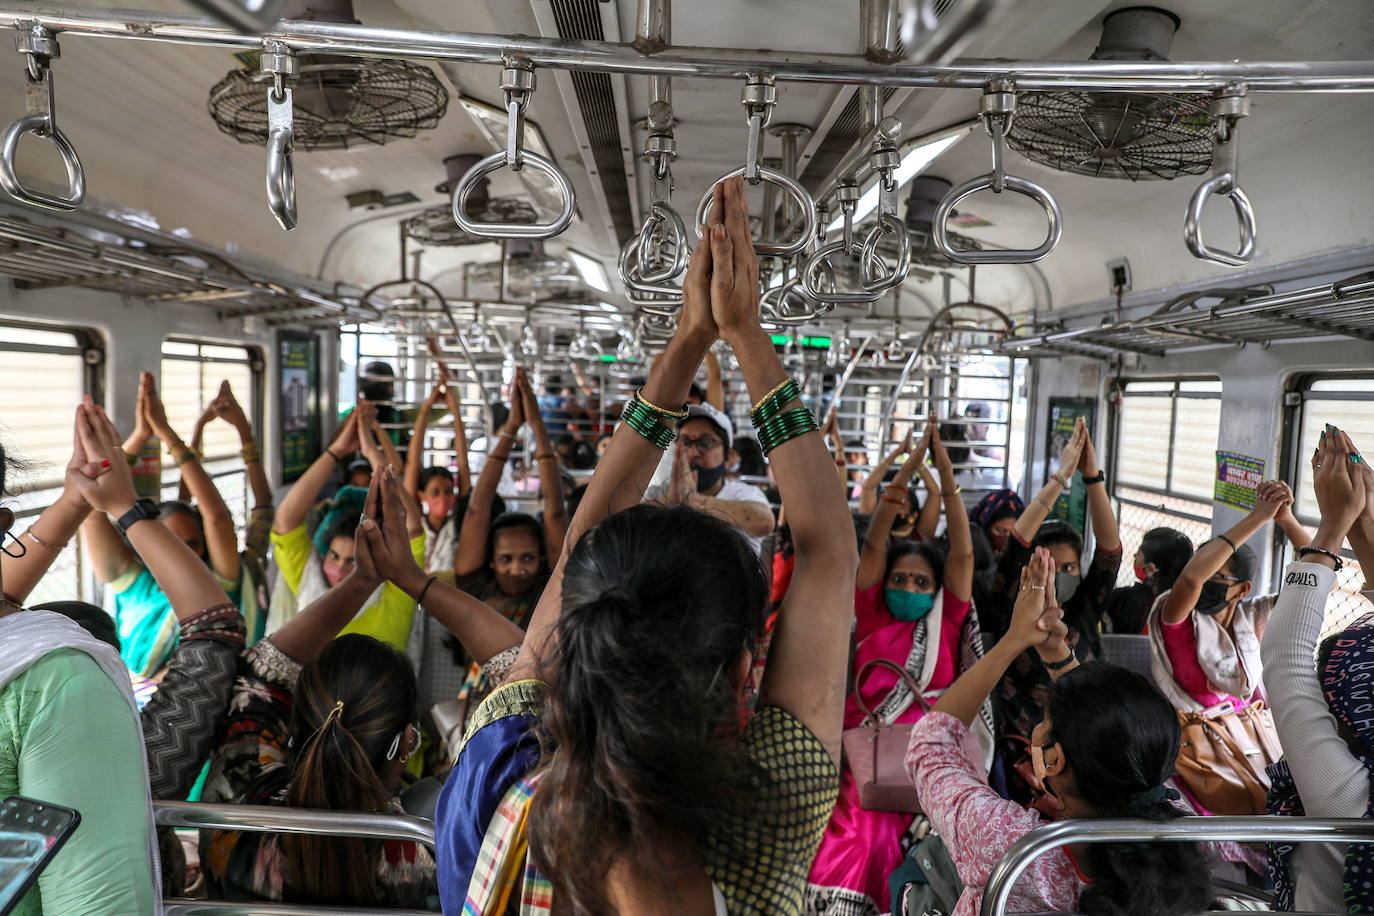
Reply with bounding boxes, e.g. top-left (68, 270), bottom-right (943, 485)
top-left (1045, 396), bottom-right (1096, 534)
top-left (1214, 450), bottom-right (1266, 510)
top-left (278, 331), bottom-right (321, 484)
